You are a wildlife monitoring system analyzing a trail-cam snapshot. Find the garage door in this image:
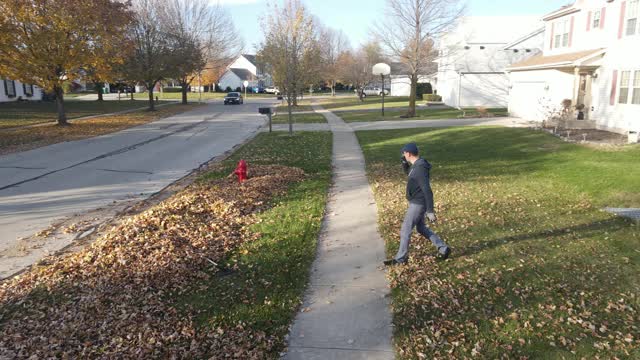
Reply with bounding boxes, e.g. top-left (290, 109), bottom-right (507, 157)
top-left (509, 82), bottom-right (546, 121)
